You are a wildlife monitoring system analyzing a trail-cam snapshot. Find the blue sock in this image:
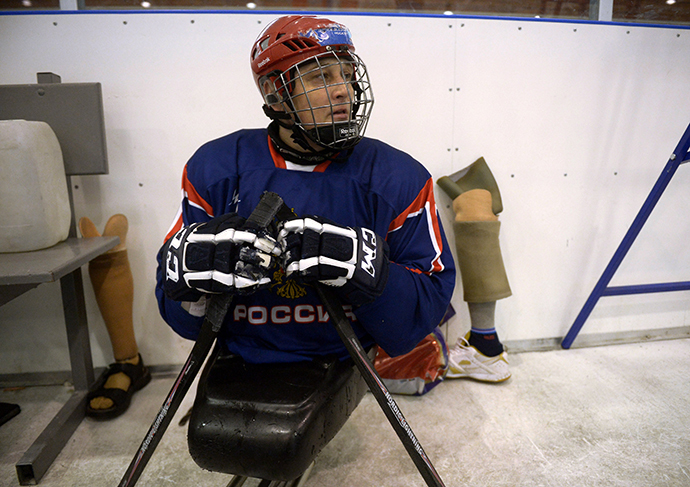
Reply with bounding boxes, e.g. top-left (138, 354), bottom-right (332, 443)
top-left (468, 328), bottom-right (504, 357)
